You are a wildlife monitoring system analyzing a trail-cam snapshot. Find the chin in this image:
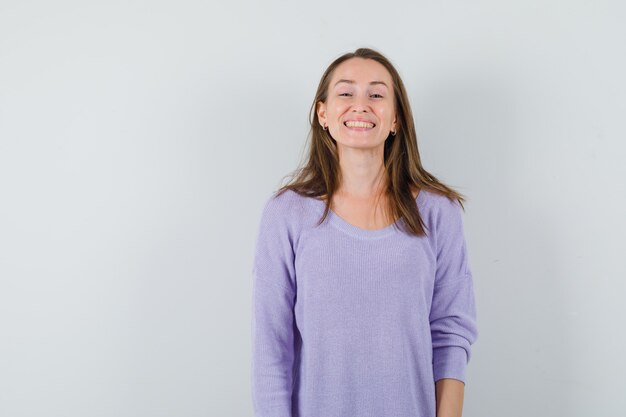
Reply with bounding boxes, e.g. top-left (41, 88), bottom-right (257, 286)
top-left (335, 139), bottom-right (386, 150)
